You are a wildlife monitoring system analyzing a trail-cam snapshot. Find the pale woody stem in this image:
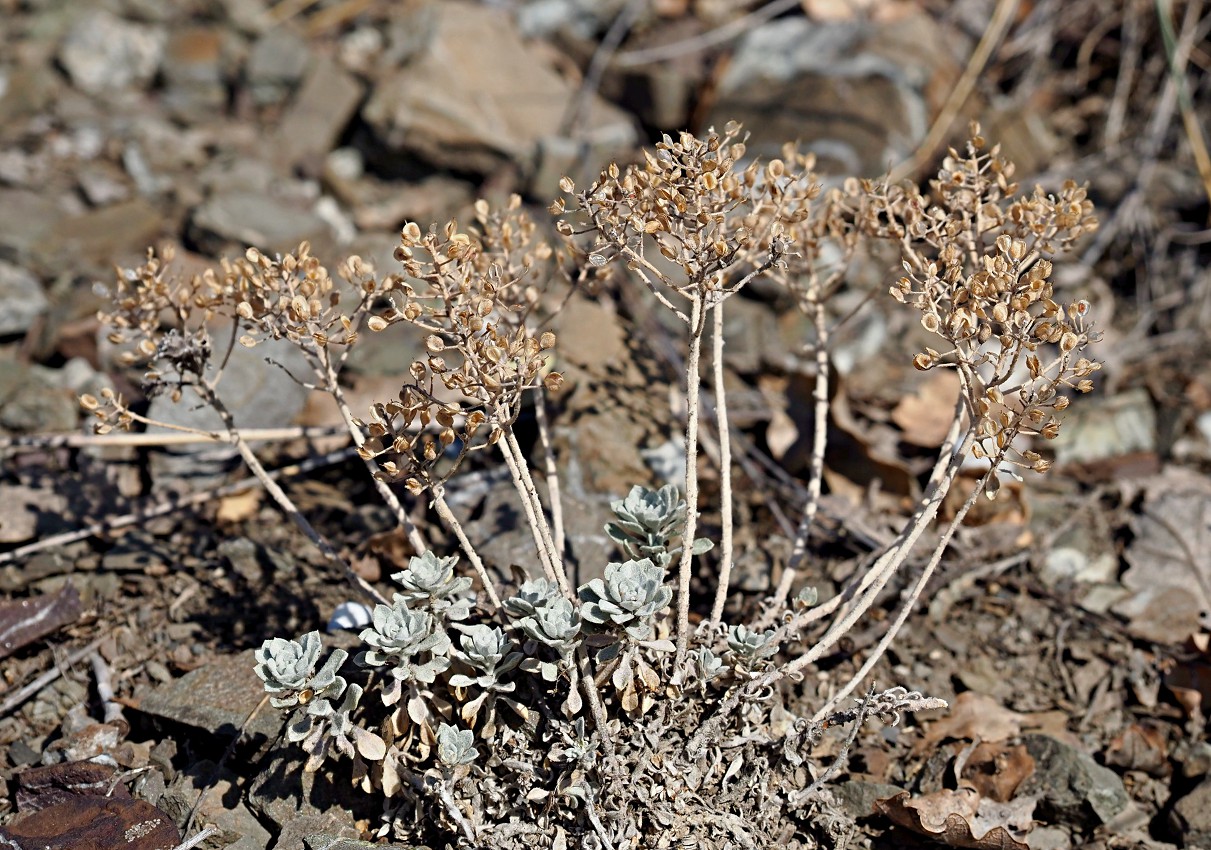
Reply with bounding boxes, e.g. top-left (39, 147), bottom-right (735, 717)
top-left (498, 431), bottom-right (572, 599)
top-left (674, 291), bottom-right (705, 668)
top-left (430, 489), bottom-right (503, 612)
top-left (766, 291), bottom-right (830, 625)
top-left (532, 388), bottom-right (566, 557)
top-left (706, 300), bottom-right (734, 633)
